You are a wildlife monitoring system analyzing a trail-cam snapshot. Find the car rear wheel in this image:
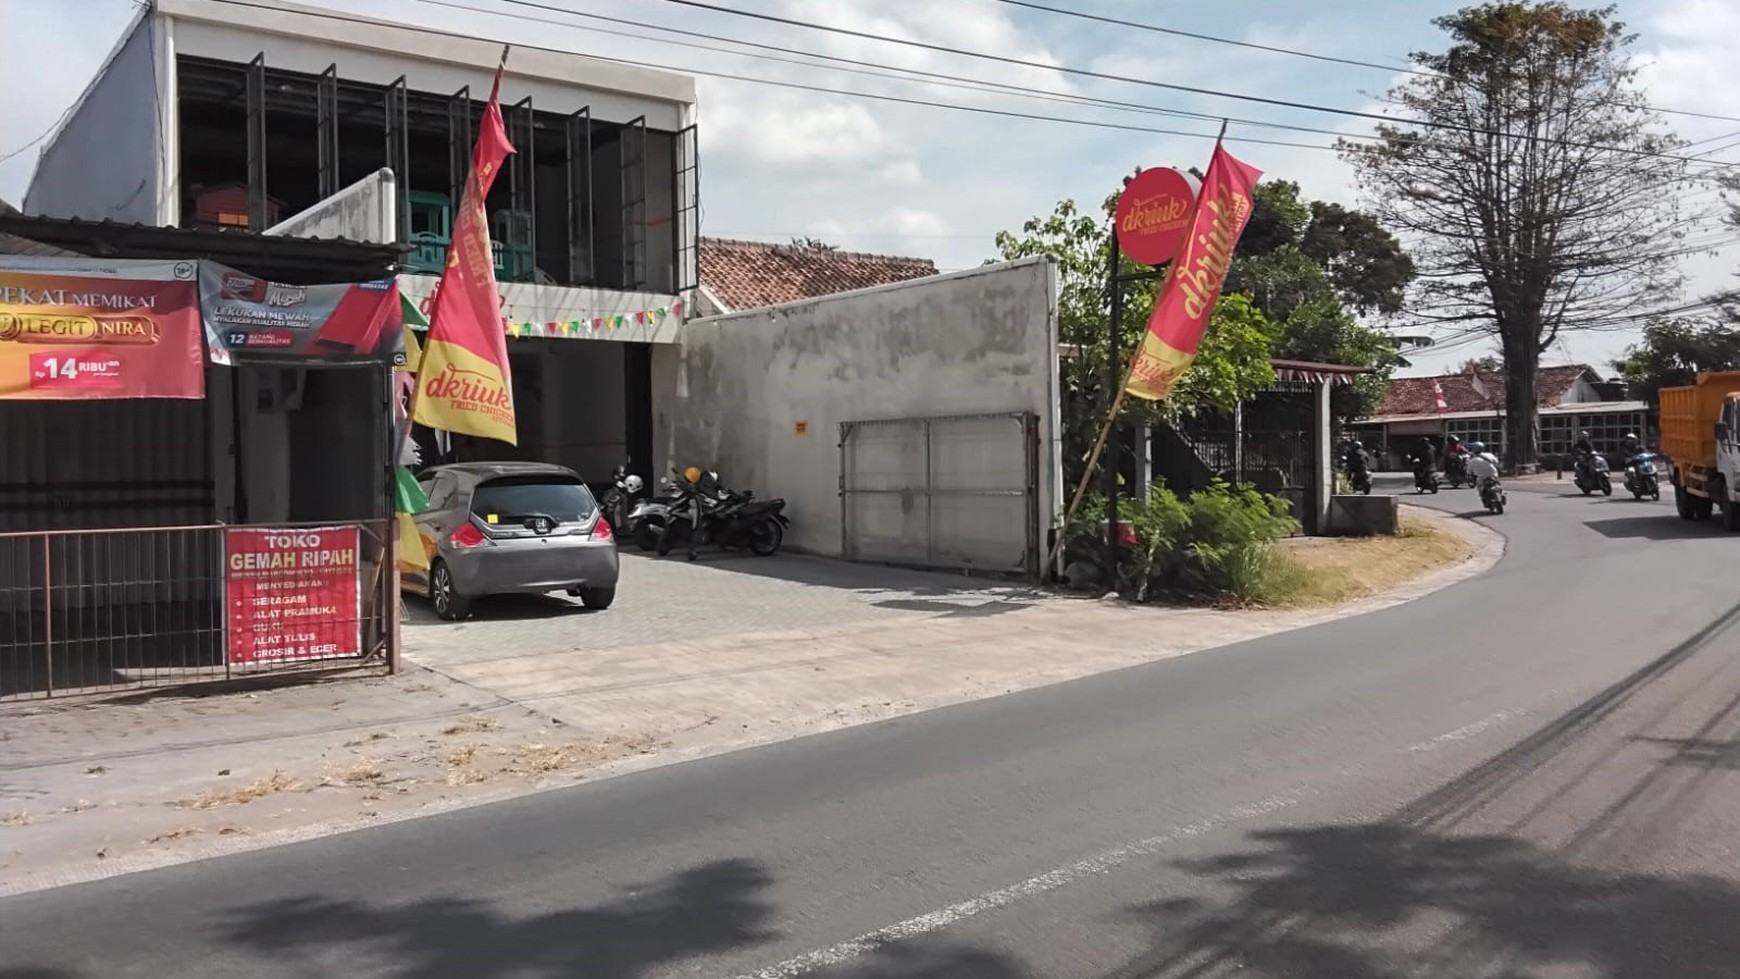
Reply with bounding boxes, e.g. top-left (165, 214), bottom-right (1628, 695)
top-left (580, 586), bottom-right (616, 610)
top-left (430, 560), bottom-right (472, 622)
